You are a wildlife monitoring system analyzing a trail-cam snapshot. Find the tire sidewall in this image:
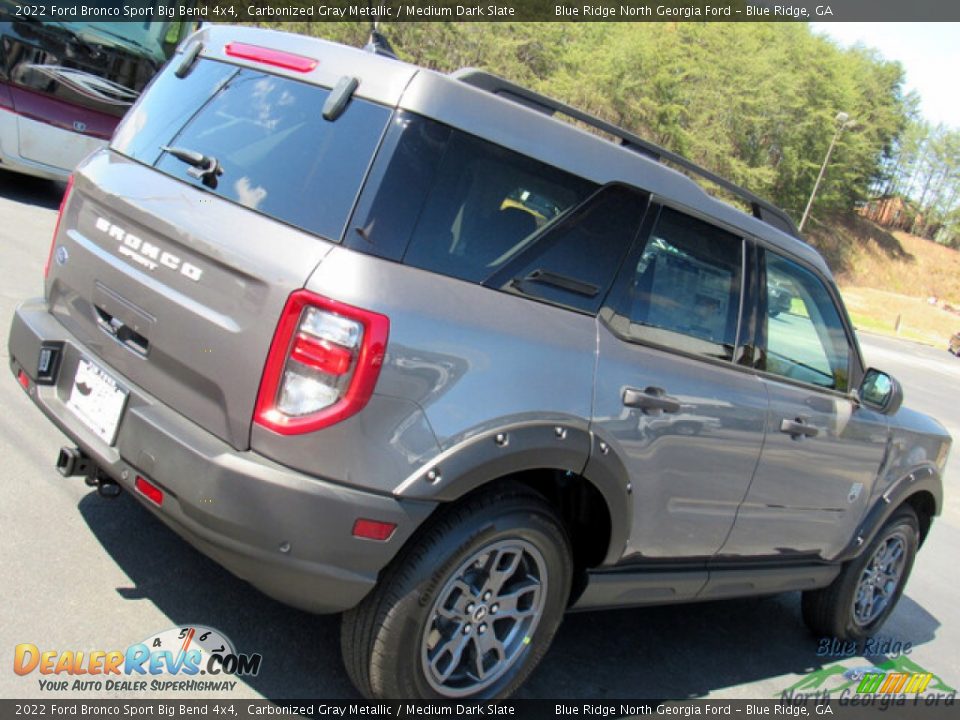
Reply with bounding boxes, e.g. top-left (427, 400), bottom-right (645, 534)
top-left (373, 499), bottom-right (571, 700)
top-left (835, 509), bottom-right (919, 641)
